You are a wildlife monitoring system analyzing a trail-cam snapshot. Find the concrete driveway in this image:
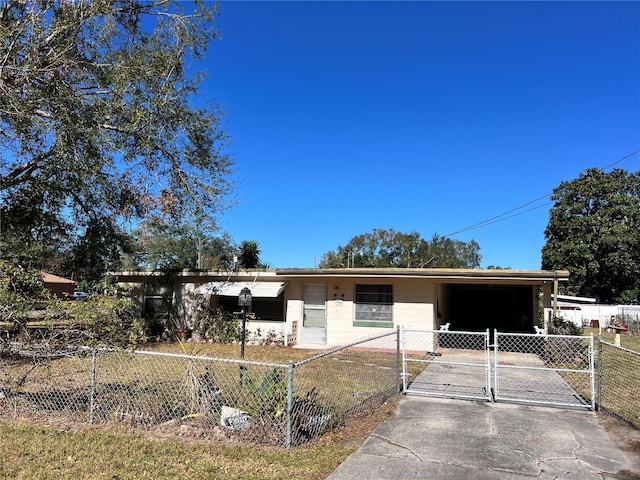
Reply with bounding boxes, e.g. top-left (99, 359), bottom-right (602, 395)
top-left (327, 396), bottom-right (640, 480)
